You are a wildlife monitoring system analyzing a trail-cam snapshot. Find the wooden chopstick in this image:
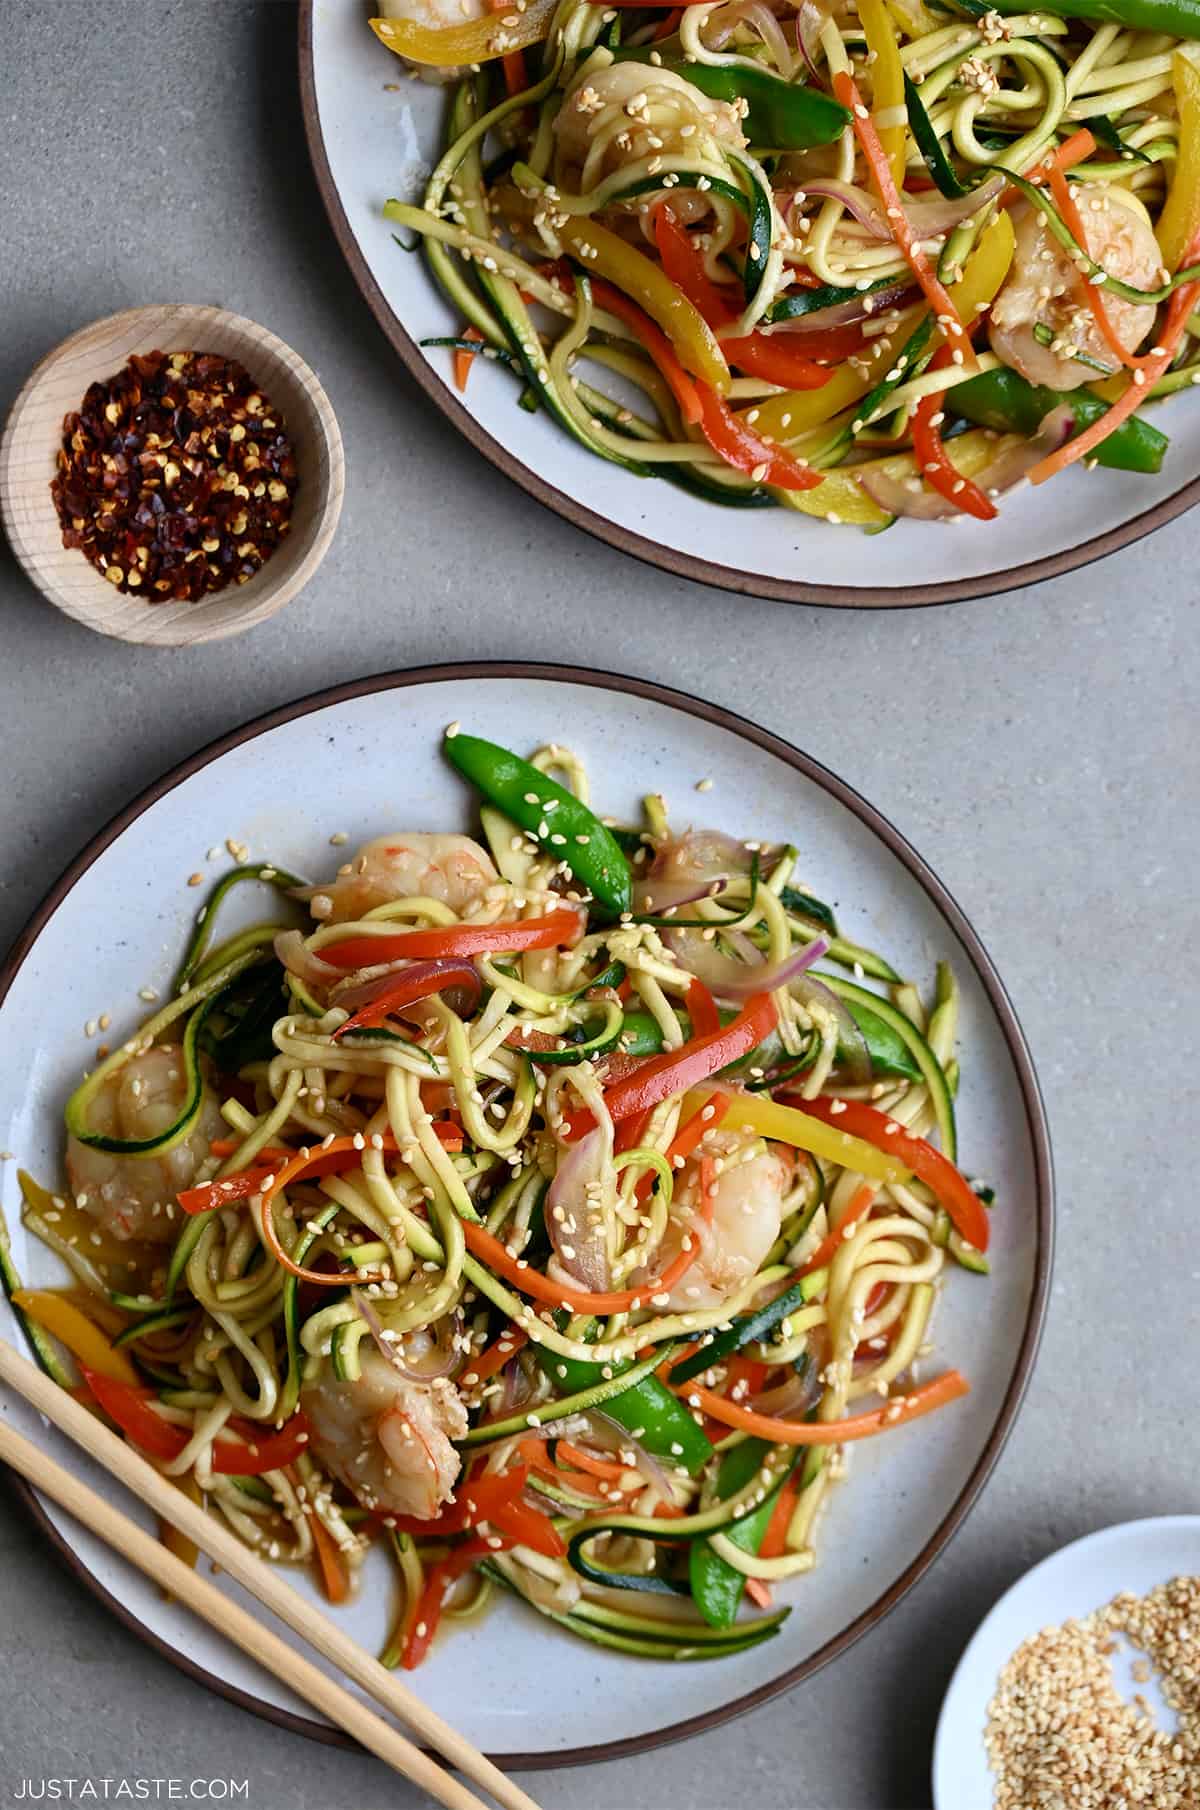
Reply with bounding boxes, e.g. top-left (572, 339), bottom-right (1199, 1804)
top-left (0, 1415), bottom-right (494, 1810)
top-left (0, 1339), bottom-right (541, 1810)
